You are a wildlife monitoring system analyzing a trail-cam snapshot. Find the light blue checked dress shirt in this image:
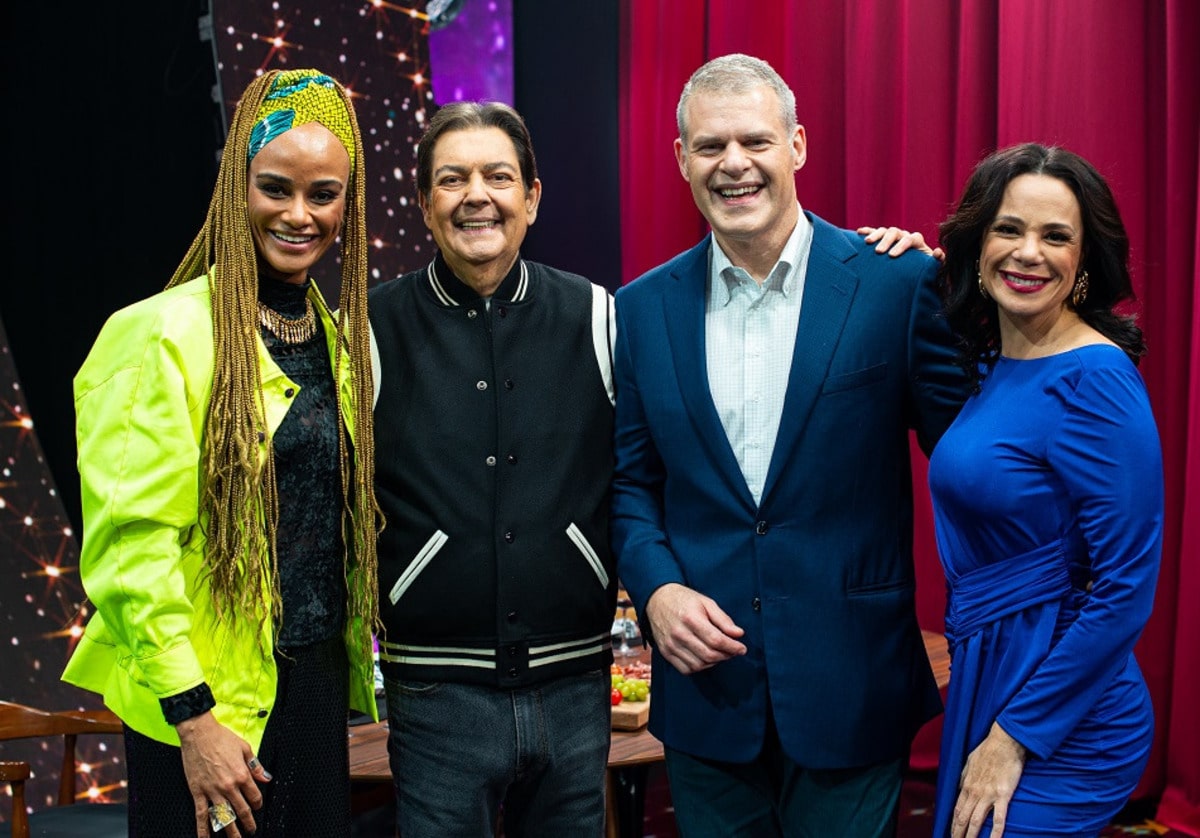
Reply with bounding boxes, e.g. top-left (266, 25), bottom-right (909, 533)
top-left (705, 209), bottom-right (813, 505)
